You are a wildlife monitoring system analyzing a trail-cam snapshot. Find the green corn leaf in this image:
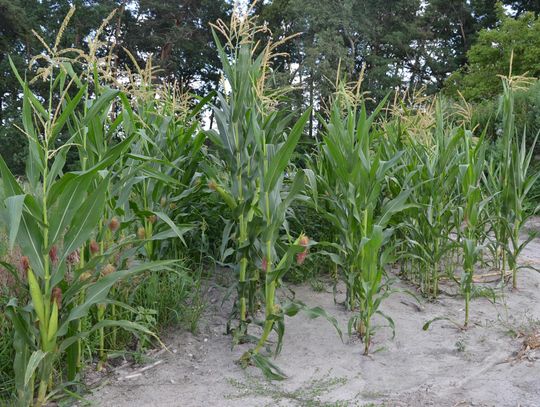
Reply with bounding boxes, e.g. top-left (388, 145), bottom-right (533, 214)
top-left (304, 168), bottom-right (318, 209)
top-left (250, 353), bottom-right (288, 381)
top-left (153, 211), bottom-right (191, 245)
top-left (48, 141), bottom-right (70, 182)
top-left (22, 85), bottom-right (44, 190)
top-left (60, 177), bottom-right (109, 264)
top-left (139, 165), bottom-right (180, 185)
top-left (18, 209), bottom-right (45, 278)
top-left (4, 194), bottom-right (25, 250)
top-left (82, 88), bottom-right (119, 126)
top-left (60, 319), bottom-right (159, 353)
top-left (151, 226), bottom-right (193, 241)
top-left (278, 171), bottom-right (305, 215)
top-left (8, 56), bottom-right (48, 118)
top-left (51, 84), bottom-right (87, 140)
top-left (0, 154), bottom-right (24, 198)
top-left (62, 61), bottom-right (83, 87)
top-left (376, 310), bottom-right (396, 339)
top-left (283, 300), bottom-right (343, 341)
top-left (378, 189), bottom-right (412, 227)
top-left (48, 172), bottom-right (96, 248)
top-left (5, 298), bottom-right (35, 348)
top-left (422, 316), bottom-right (461, 331)
top-left (189, 91), bottom-right (216, 118)
top-left (82, 133), bottom-right (136, 174)
top-left (24, 350), bottom-right (47, 387)
top-left (264, 109), bottom-right (310, 191)
top-left (58, 260), bottom-right (176, 335)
